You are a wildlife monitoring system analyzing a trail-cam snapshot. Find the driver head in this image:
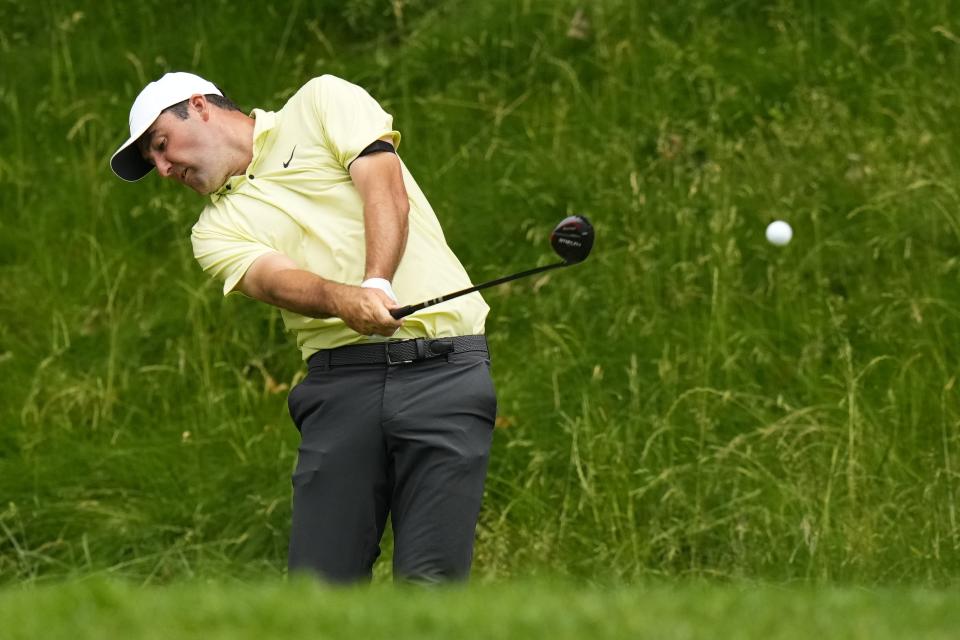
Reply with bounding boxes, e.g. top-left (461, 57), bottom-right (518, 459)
top-left (550, 215), bottom-right (594, 264)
